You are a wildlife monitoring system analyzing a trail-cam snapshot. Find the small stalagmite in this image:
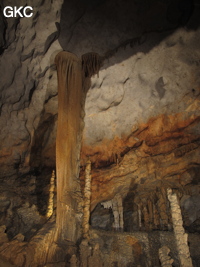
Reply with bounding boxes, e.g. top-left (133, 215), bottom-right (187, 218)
top-left (157, 188), bottom-right (169, 230)
top-left (159, 246), bottom-right (174, 267)
top-left (153, 203), bottom-right (160, 230)
top-left (143, 205), bottom-right (150, 231)
top-left (137, 204), bottom-right (142, 230)
top-left (83, 159), bottom-right (92, 239)
top-left (167, 188), bottom-right (193, 267)
top-left (46, 170), bottom-right (55, 218)
top-left (70, 254), bottom-right (78, 267)
top-left (147, 198), bottom-right (153, 230)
